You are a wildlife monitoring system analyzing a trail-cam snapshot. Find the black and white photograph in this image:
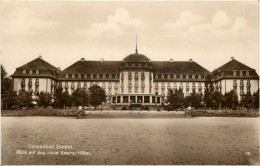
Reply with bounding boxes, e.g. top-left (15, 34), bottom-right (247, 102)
top-left (1, 1), bottom-right (259, 165)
